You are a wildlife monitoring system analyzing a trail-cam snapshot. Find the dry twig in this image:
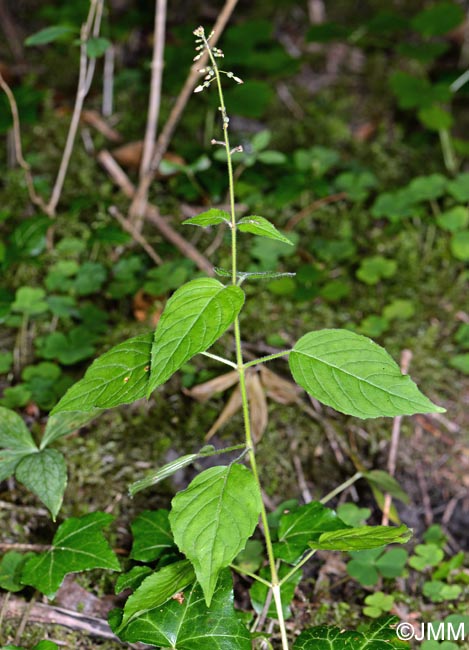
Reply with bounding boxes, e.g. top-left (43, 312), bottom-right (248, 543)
top-left (109, 206), bottom-right (163, 265)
